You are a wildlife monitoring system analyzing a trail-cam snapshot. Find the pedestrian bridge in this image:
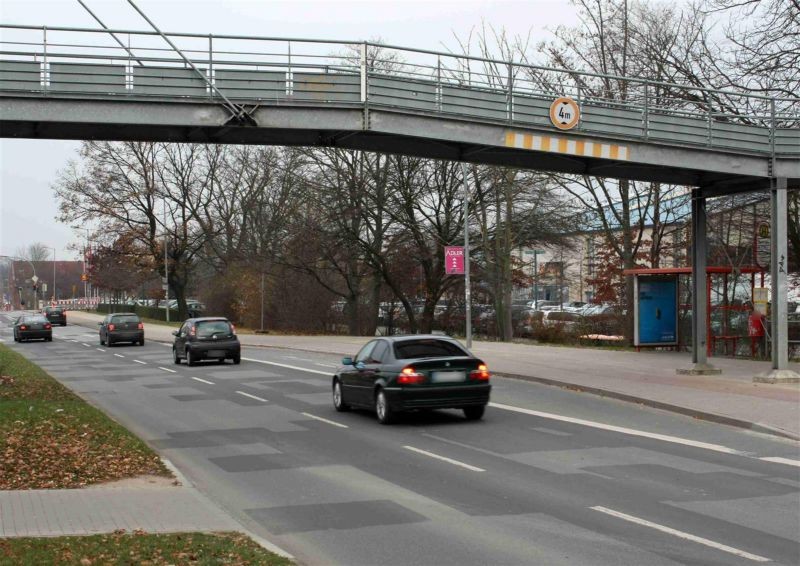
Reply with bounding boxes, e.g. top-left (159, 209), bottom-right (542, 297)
top-left (0, 24), bottom-right (798, 194)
